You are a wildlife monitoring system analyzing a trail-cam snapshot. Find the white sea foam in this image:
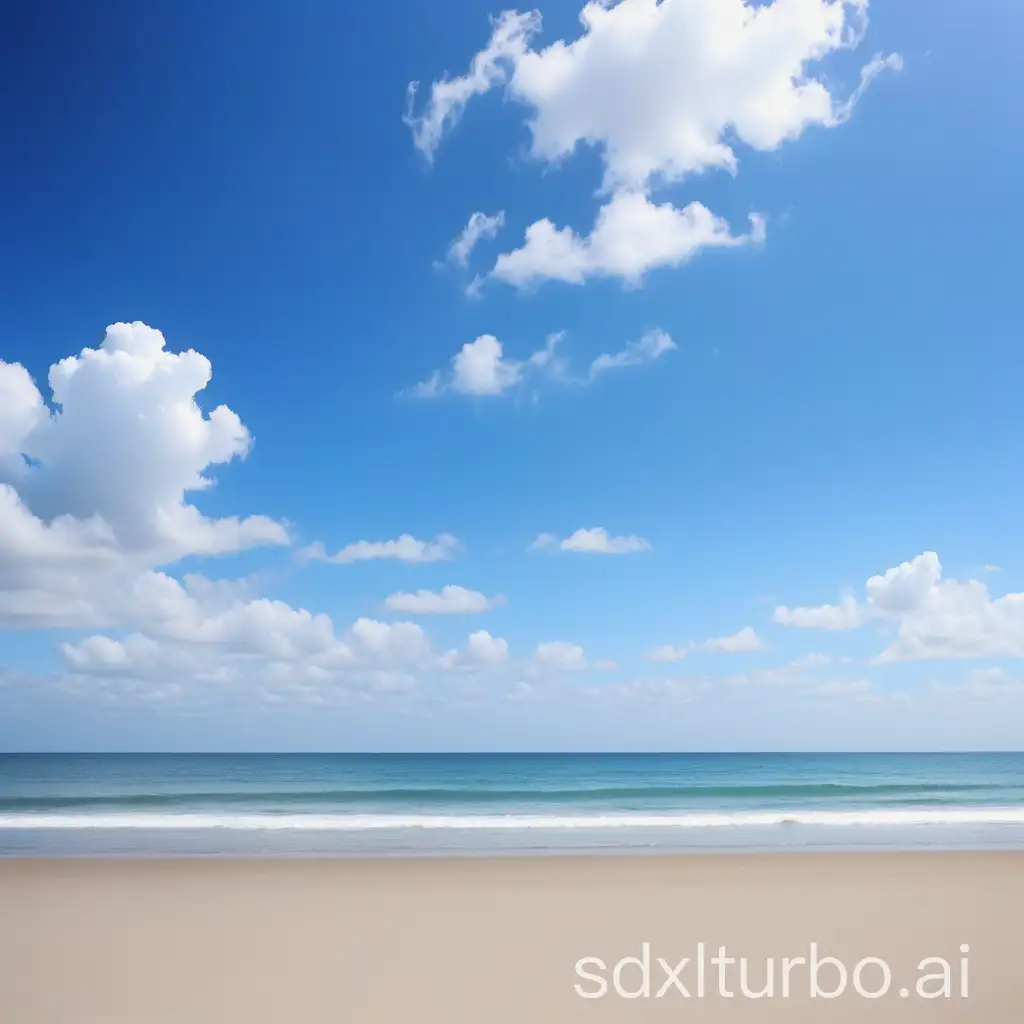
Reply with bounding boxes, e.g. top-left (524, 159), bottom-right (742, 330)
top-left (2, 808), bottom-right (1024, 831)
